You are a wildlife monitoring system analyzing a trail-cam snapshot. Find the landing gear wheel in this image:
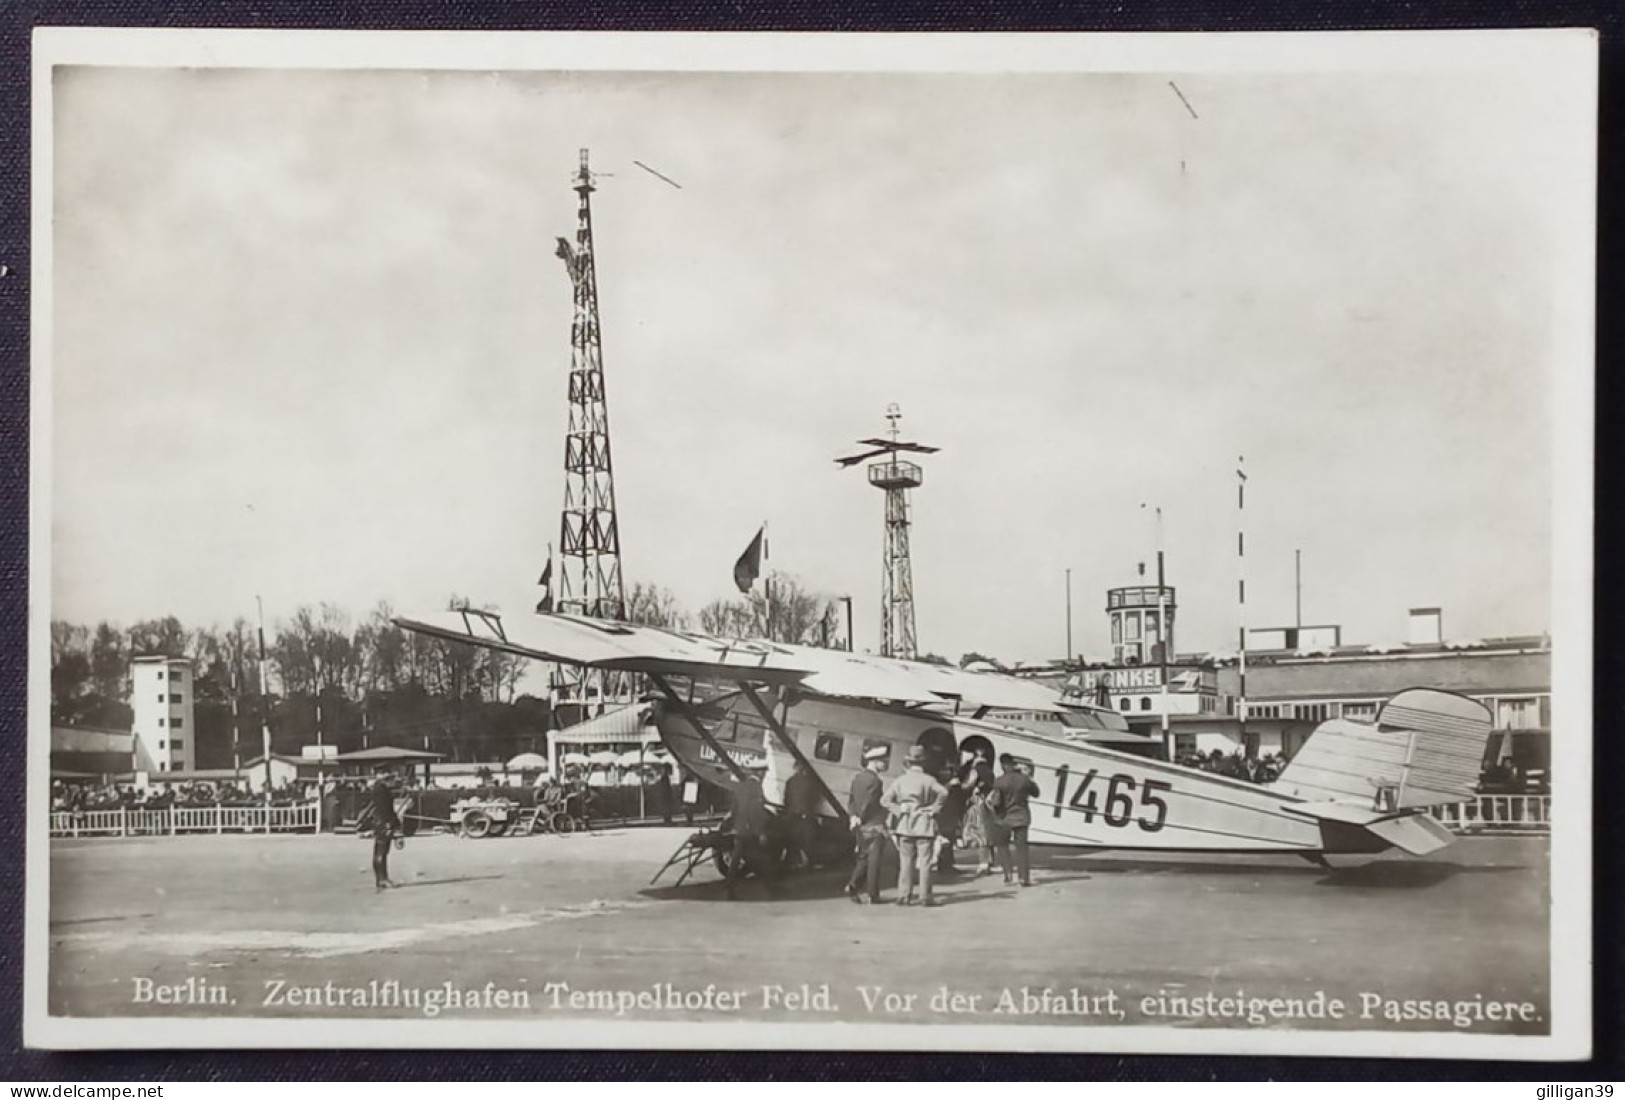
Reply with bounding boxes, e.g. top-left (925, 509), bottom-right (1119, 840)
top-left (461, 809), bottom-right (493, 839)
top-left (551, 812), bottom-right (576, 835)
top-left (712, 845), bottom-right (751, 880)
